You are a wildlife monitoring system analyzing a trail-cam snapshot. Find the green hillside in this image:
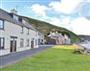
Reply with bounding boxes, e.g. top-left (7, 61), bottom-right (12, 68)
top-left (25, 17), bottom-right (80, 43)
